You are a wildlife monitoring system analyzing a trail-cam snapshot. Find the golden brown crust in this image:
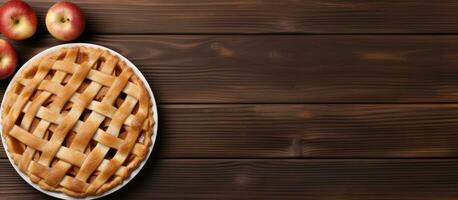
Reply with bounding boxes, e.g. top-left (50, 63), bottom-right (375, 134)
top-left (1, 46), bottom-right (154, 197)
